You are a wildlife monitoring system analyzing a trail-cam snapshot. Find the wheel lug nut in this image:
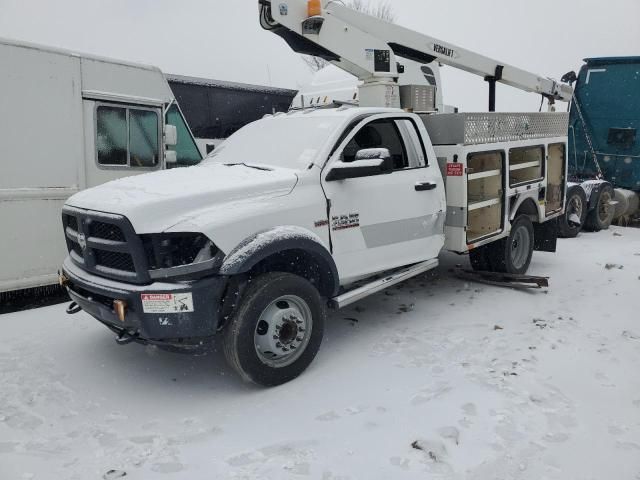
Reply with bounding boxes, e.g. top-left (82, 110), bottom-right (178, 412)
top-left (296, 337), bottom-right (303, 342)
top-left (273, 335), bottom-right (279, 340)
